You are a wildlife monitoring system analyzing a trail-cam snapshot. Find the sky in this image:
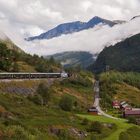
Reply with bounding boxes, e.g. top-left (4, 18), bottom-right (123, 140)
top-left (0, 0), bottom-right (140, 55)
